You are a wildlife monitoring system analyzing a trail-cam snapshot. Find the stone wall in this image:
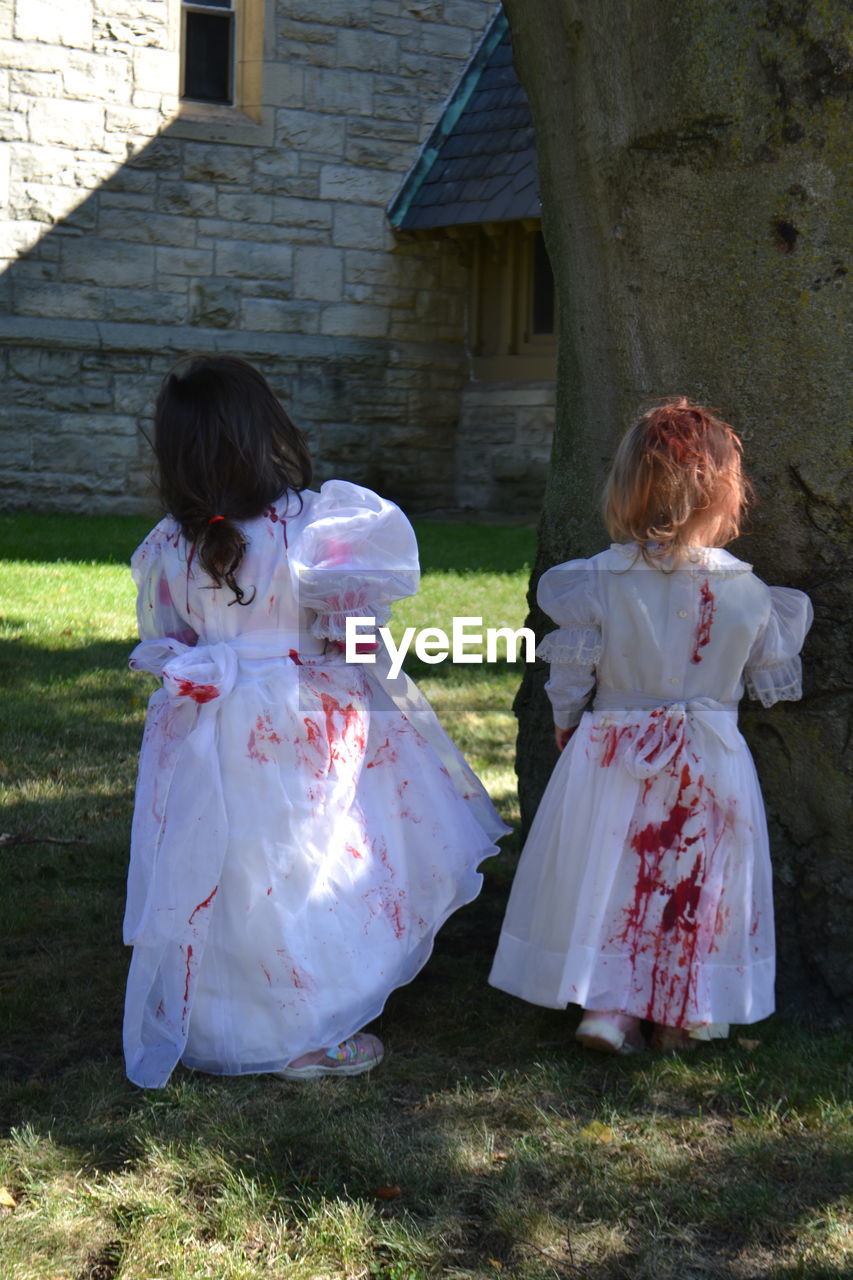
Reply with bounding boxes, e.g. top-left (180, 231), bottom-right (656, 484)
top-left (0, 0), bottom-right (500, 515)
top-left (455, 380), bottom-right (554, 515)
